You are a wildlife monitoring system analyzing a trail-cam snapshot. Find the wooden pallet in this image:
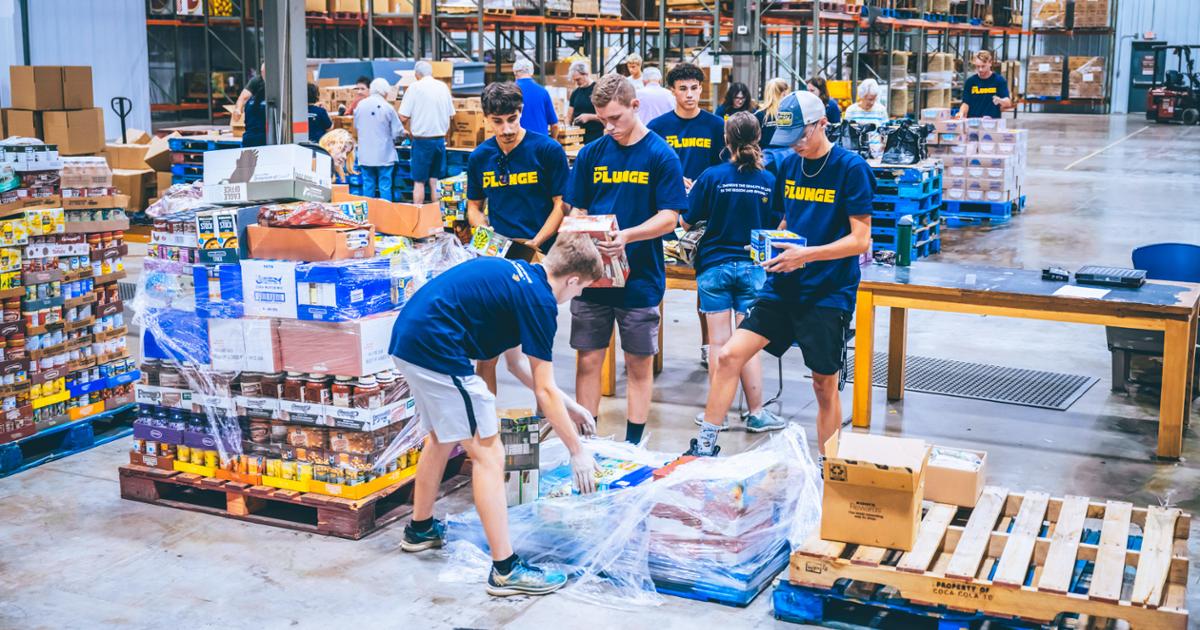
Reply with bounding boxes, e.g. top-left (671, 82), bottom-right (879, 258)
top-left (791, 488), bottom-right (1191, 629)
top-left (119, 455), bottom-right (470, 540)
